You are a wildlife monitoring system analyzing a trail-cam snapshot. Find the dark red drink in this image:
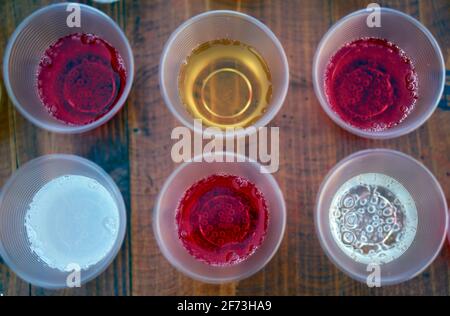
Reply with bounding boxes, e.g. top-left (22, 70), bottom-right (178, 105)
top-left (37, 33), bottom-right (127, 125)
top-left (325, 38), bottom-right (418, 131)
top-left (176, 174), bottom-right (269, 266)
